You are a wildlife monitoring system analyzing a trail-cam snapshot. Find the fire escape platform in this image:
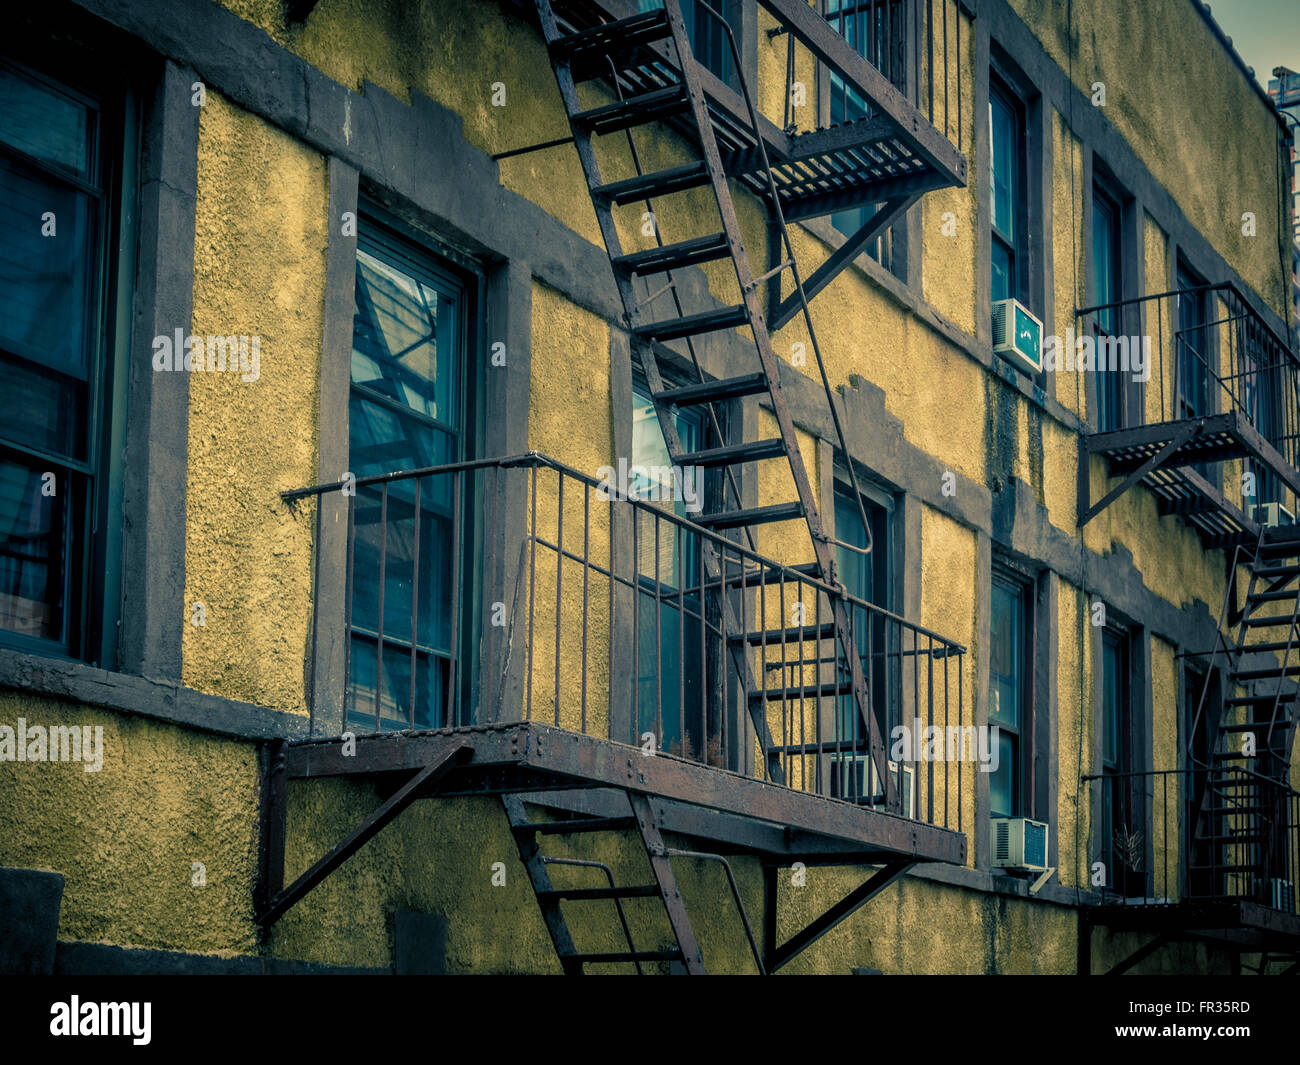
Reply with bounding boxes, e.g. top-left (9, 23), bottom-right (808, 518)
top-left (1080, 411), bottom-right (1300, 546)
top-left (524, 0), bottom-right (967, 225)
top-left (1083, 899), bottom-right (1300, 953)
top-left (282, 722), bottom-right (967, 866)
